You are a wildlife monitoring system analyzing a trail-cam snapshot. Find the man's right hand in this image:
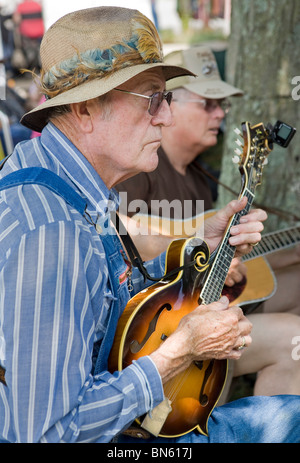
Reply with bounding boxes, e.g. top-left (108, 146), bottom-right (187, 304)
top-left (150, 296), bottom-right (252, 384)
